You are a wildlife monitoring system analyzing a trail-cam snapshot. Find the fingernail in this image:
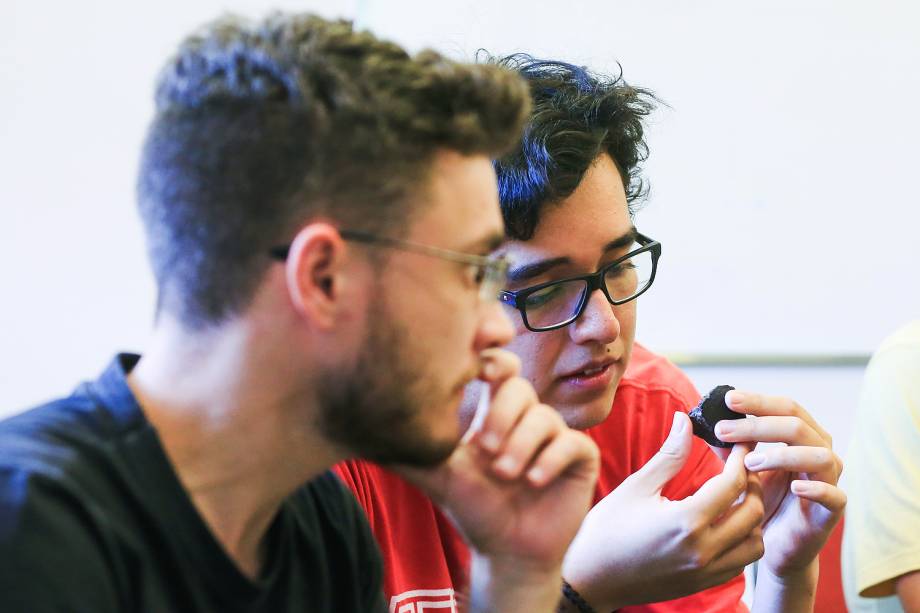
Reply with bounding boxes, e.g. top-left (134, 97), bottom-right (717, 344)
top-left (727, 390), bottom-right (745, 408)
top-left (715, 421), bottom-right (736, 436)
top-left (671, 412), bottom-right (686, 435)
top-left (527, 466), bottom-right (544, 484)
top-left (745, 452), bottom-right (765, 469)
top-left (791, 480), bottom-right (811, 494)
top-left (480, 431), bottom-right (500, 452)
top-left (495, 455), bottom-right (517, 475)
top-left (481, 360), bottom-right (497, 380)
